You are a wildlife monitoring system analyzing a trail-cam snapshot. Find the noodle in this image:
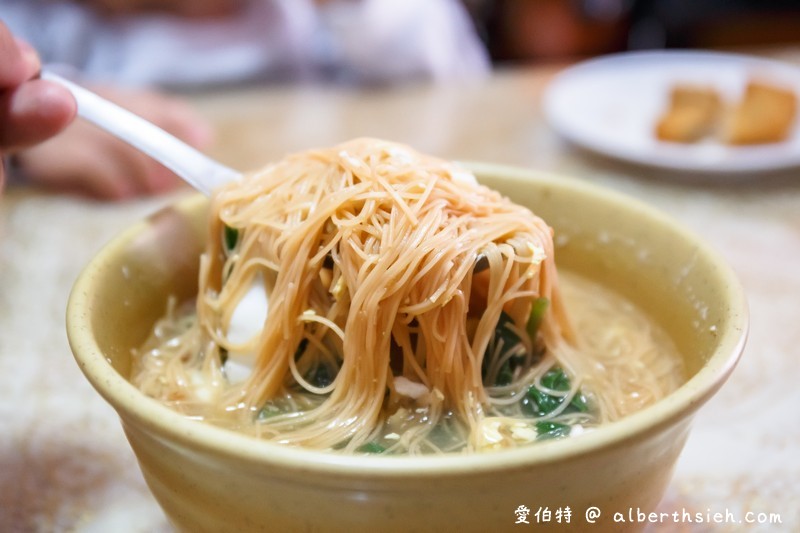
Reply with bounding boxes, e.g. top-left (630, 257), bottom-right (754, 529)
top-left (131, 139), bottom-right (684, 454)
